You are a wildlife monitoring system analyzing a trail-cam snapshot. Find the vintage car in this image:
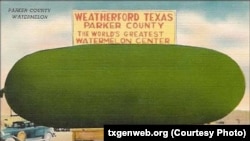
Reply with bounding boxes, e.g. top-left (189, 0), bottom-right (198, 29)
top-left (1, 121), bottom-right (56, 141)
